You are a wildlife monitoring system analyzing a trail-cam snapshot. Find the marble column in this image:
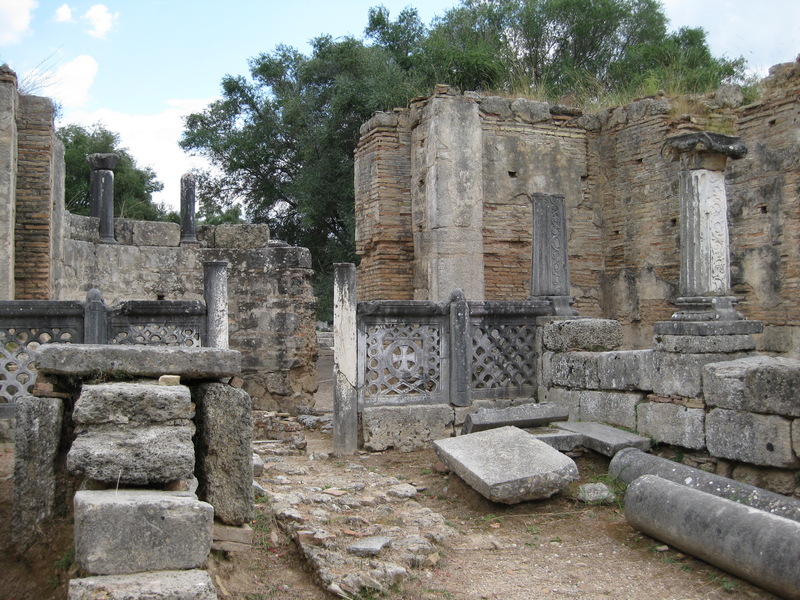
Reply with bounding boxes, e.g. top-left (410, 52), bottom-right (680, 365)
top-left (203, 260), bottom-right (229, 348)
top-left (656, 132), bottom-right (761, 335)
